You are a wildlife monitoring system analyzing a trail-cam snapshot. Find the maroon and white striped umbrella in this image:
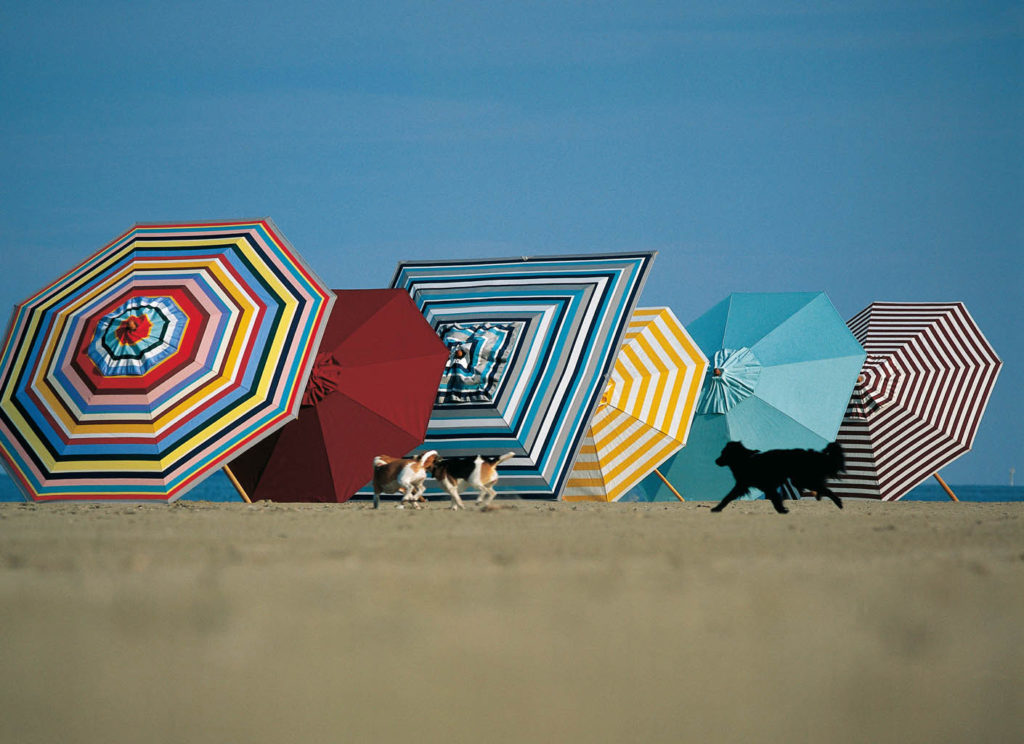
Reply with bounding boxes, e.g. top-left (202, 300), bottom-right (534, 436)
top-left (833, 302), bottom-right (1002, 501)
